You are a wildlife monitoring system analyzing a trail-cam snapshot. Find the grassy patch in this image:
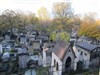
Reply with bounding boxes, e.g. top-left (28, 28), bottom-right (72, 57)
top-left (63, 68), bottom-right (99, 75)
top-left (36, 67), bottom-right (49, 75)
